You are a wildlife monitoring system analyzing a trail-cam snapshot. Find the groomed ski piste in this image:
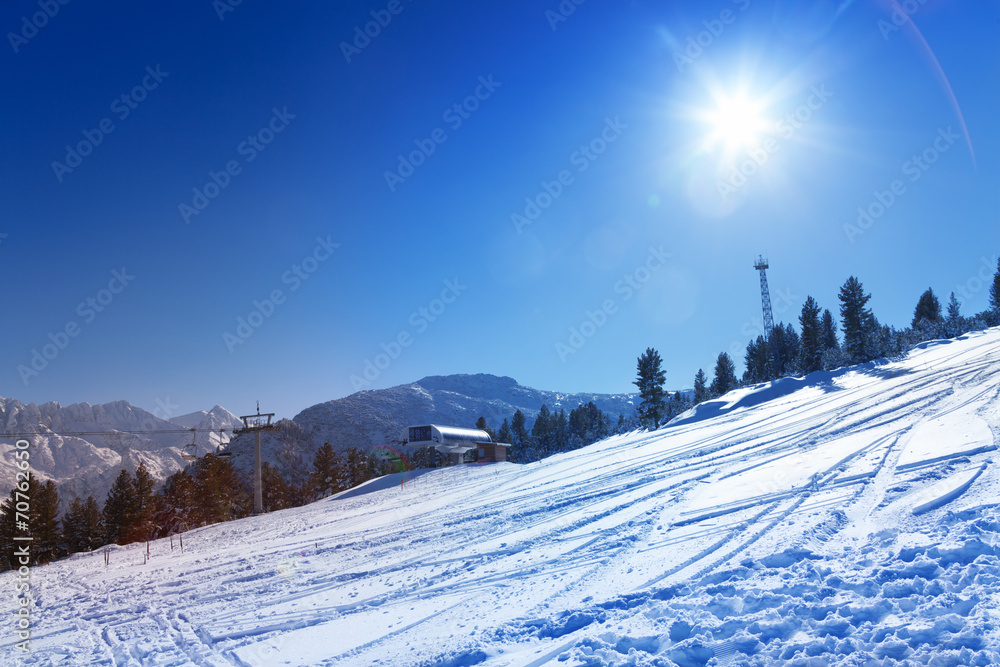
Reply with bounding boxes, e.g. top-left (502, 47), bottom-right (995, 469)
top-left (5, 330), bottom-right (1000, 666)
